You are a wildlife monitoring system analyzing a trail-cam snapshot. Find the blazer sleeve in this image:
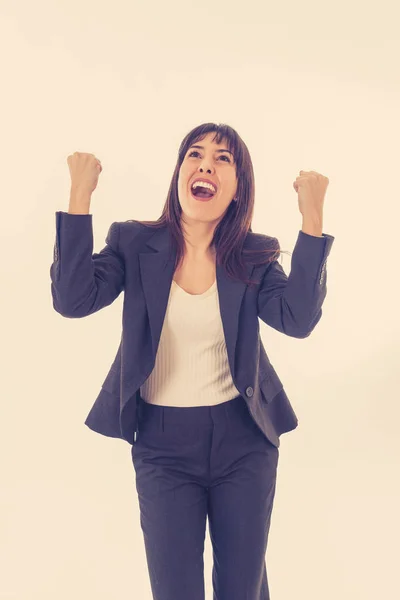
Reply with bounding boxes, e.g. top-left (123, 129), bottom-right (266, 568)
top-left (50, 211), bottom-right (125, 318)
top-left (257, 230), bottom-right (335, 338)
